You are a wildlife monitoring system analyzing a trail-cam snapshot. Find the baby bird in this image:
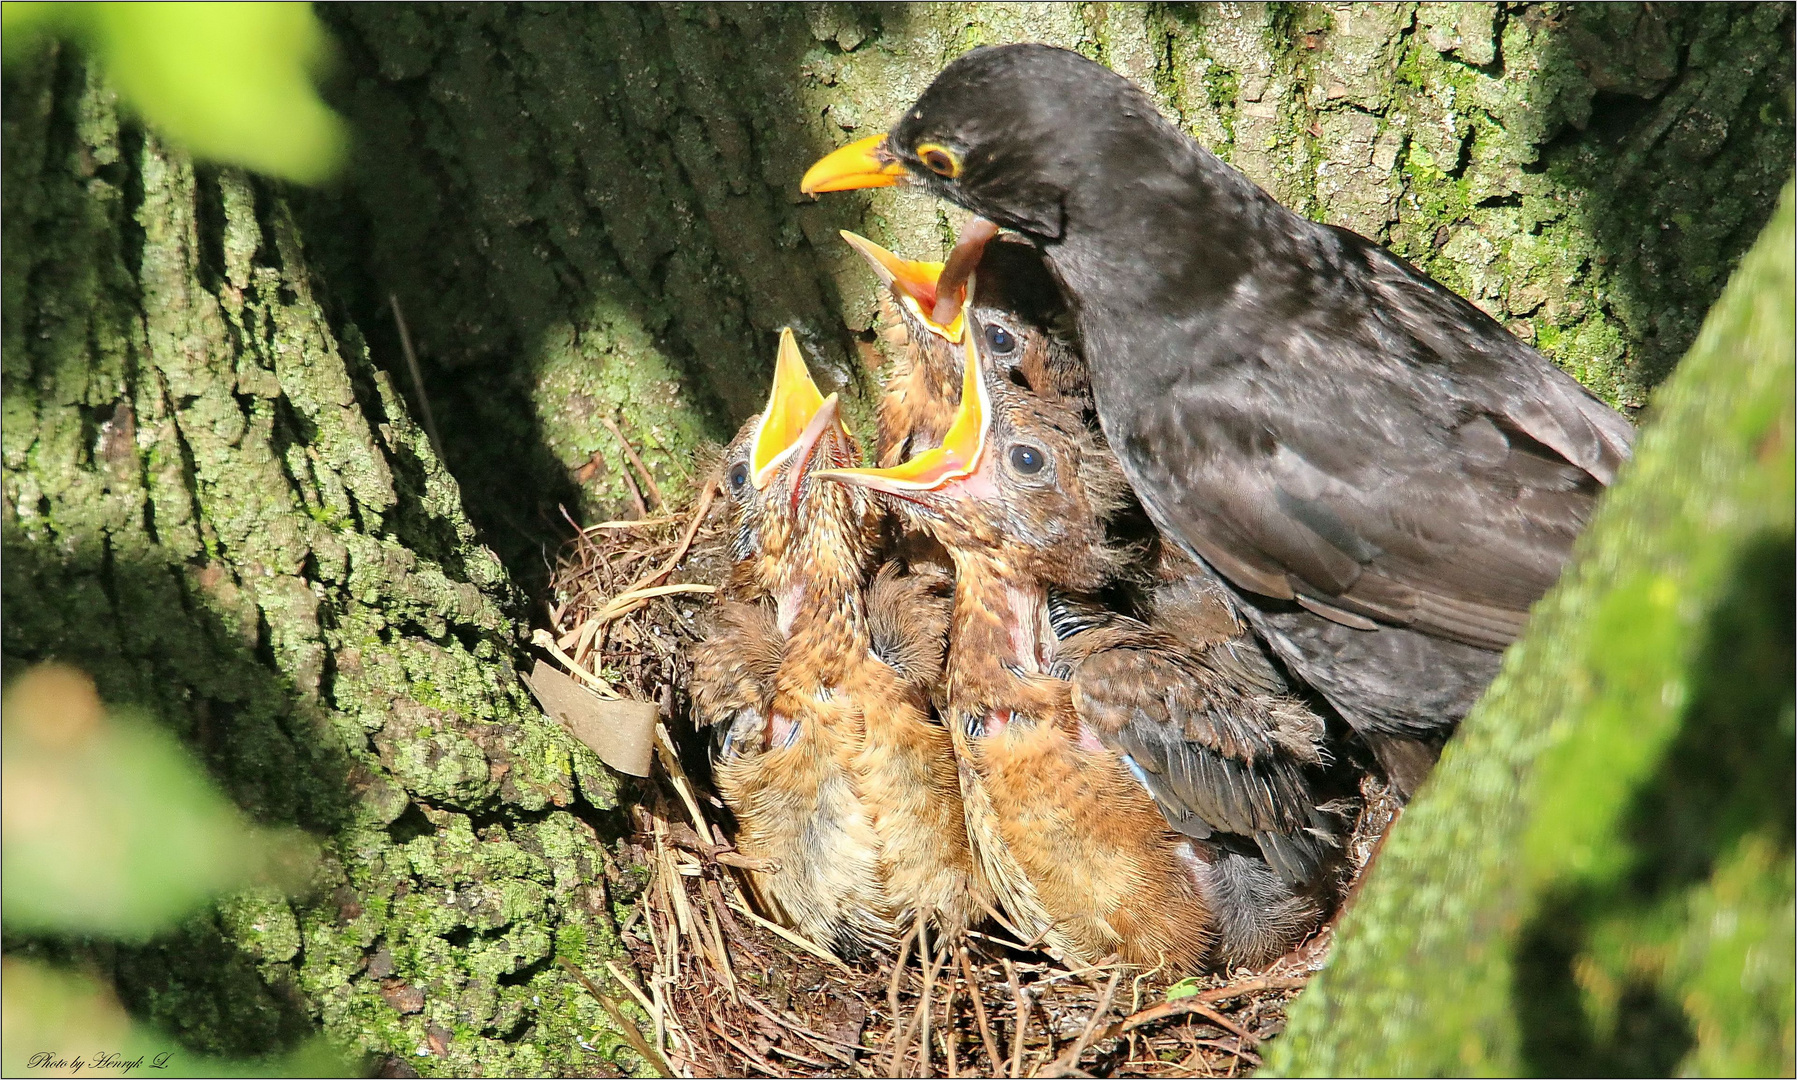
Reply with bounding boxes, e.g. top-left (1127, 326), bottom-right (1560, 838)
top-left (822, 314), bottom-right (1337, 970)
top-left (690, 329), bottom-right (979, 957)
top-left (843, 230), bottom-right (1087, 467)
